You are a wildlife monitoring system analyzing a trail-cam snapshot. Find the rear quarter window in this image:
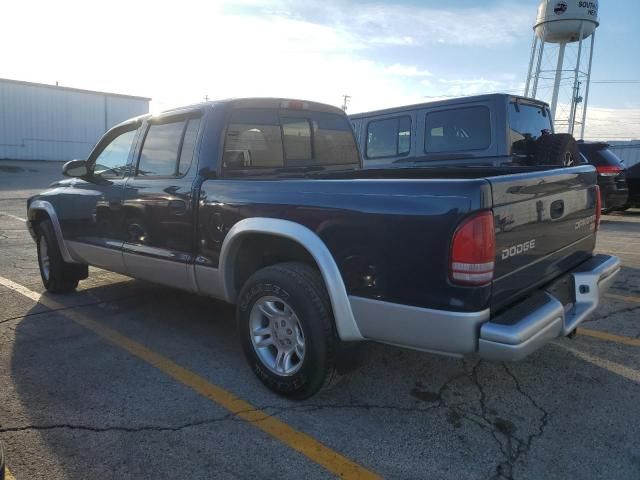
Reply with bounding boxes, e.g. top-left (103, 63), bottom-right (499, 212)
top-left (366, 116), bottom-right (411, 158)
top-left (424, 106), bottom-right (490, 153)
